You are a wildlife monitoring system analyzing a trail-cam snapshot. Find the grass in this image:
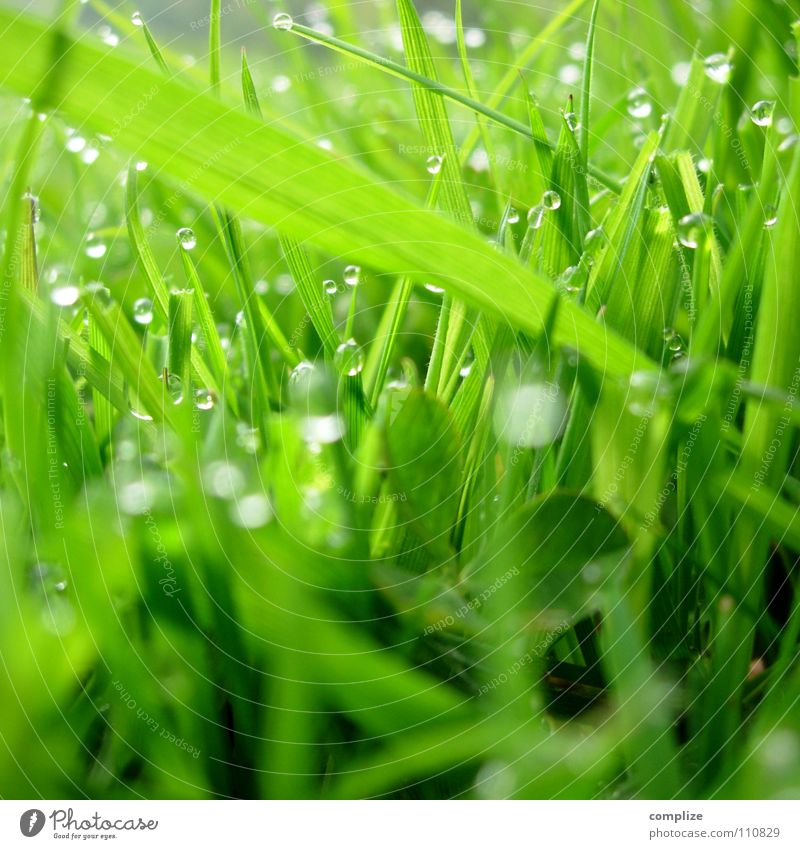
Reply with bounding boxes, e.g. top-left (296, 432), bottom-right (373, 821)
top-left (0, 0), bottom-right (799, 800)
